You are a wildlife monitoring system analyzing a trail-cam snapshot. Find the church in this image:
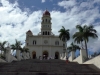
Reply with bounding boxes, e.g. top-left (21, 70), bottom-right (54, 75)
top-left (25, 10), bottom-right (63, 59)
